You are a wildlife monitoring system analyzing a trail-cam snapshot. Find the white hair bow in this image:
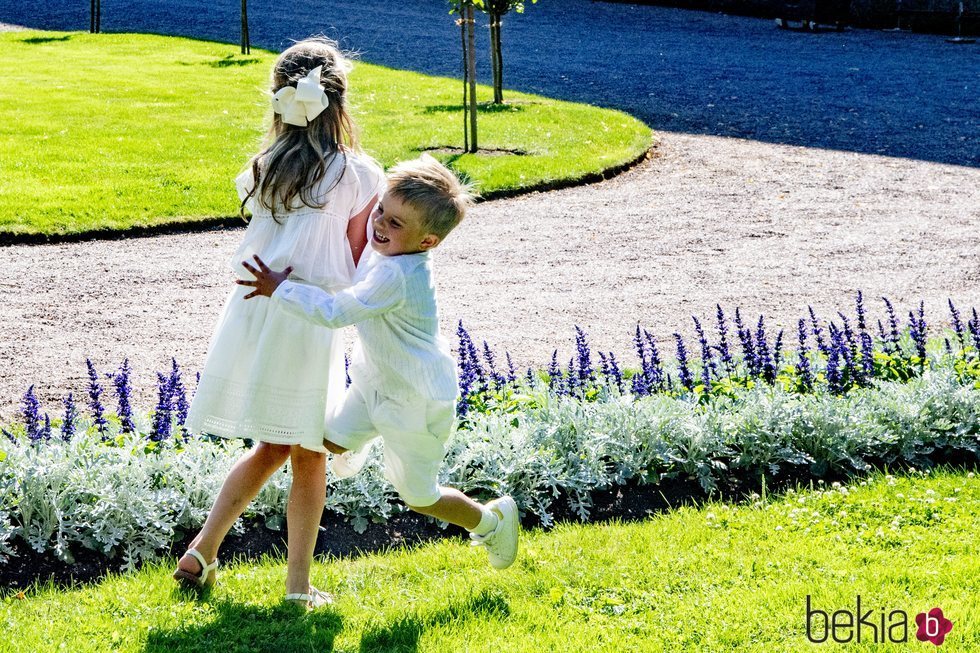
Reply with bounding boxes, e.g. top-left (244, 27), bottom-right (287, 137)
top-left (272, 66), bottom-right (329, 127)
